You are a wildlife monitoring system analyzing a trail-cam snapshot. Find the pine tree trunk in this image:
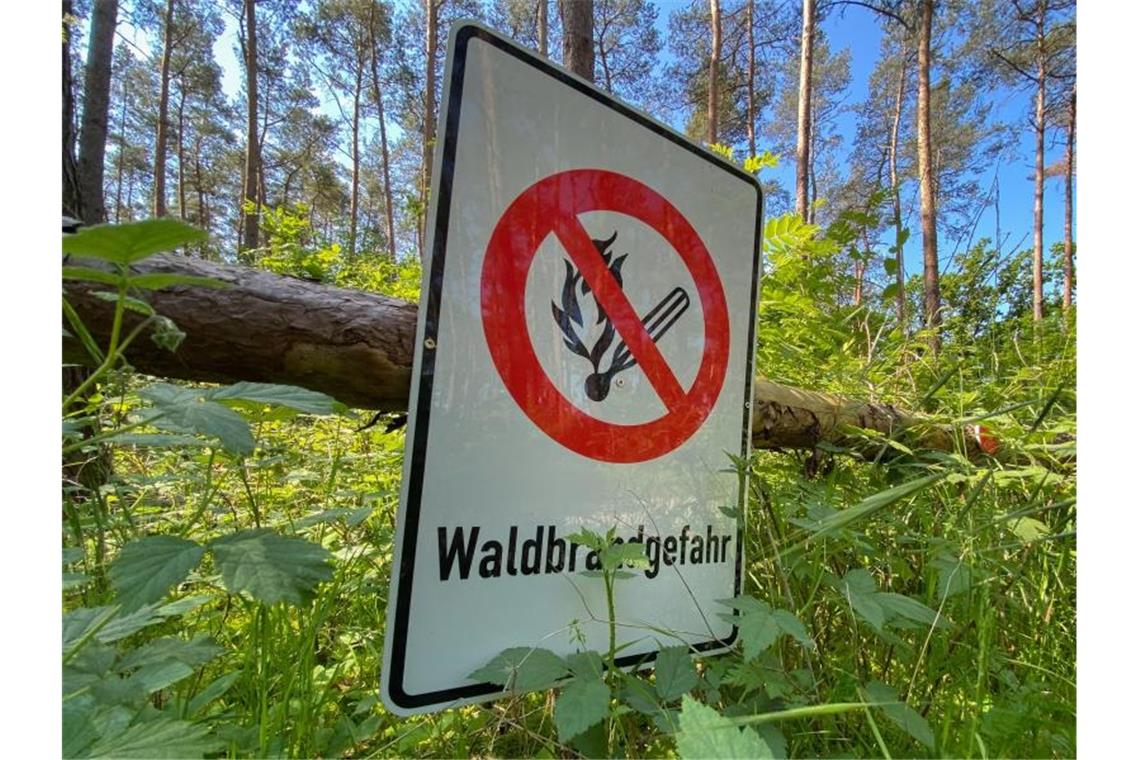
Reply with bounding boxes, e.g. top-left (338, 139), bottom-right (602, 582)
top-left (67, 0), bottom-right (119, 492)
top-left (888, 54), bottom-right (907, 332)
top-left (747, 0), bottom-right (756, 157)
top-left (368, 5), bottom-right (398, 261)
top-left (1063, 85), bottom-right (1075, 311)
top-left (241, 0), bottom-right (260, 252)
top-left (538, 0), bottom-right (548, 57)
top-left (113, 75), bottom-right (128, 223)
top-left (916, 0), bottom-right (940, 350)
top-left (256, 65), bottom-right (270, 215)
top-left (153, 0), bottom-right (175, 218)
top-left (1032, 3), bottom-right (1046, 322)
top-left (560, 0), bottom-right (594, 81)
top-left (422, 0), bottom-right (440, 259)
top-left (808, 95), bottom-right (817, 225)
top-left (194, 134), bottom-right (208, 238)
top-left (795, 0), bottom-right (815, 222)
top-left (350, 64), bottom-right (362, 257)
top-left (77, 0), bottom-right (119, 226)
top-left (63, 1), bottom-right (82, 219)
top-left (708, 0), bottom-right (721, 145)
top-left (177, 86), bottom-right (187, 223)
